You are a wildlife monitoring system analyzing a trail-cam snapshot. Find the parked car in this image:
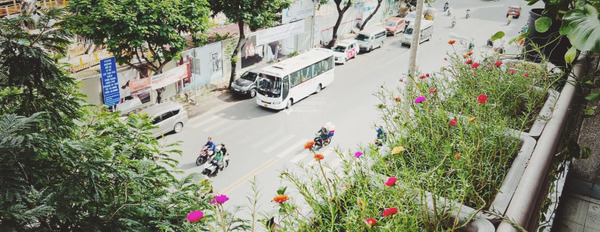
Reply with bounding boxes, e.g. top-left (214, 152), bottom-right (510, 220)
top-left (230, 67), bottom-right (261, 98)
top-left (139, 102), bottom-right (188, 137)
top-left (332, 39), bottom-right (359, 64)
top-left (384, 17), bottom-right (407, 35)
top-left (354, 27), bottom-right (387, 52)
top-left (507, 6), bottom-right (521, 18)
